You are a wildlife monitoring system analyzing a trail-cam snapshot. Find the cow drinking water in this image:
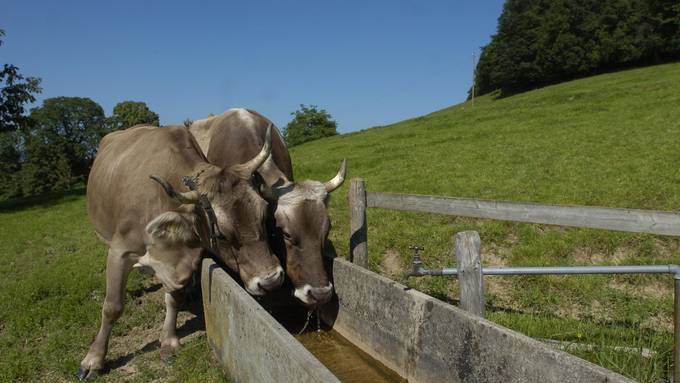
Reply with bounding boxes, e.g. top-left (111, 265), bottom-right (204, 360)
top-left (190, 108), bottom-right (346, 306)
top-left (77, 124), bottom-right (283, 380)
